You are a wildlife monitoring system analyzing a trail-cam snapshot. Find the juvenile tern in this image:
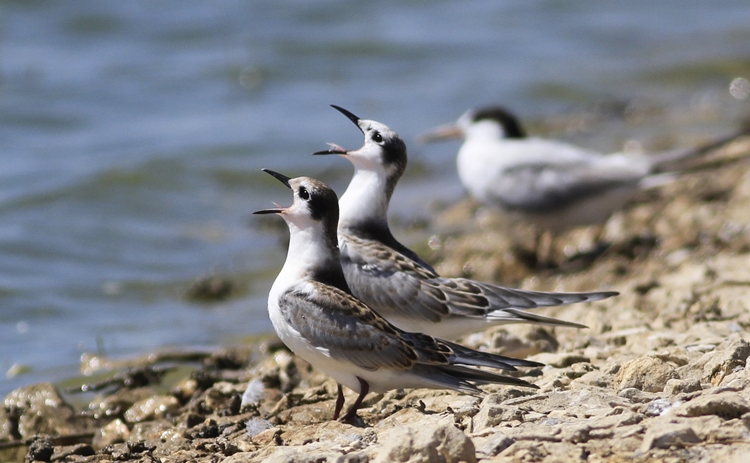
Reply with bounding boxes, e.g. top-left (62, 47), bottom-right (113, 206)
top-left (313, 105), bottom-right (617, 339)
top-left (254, 169), bottom-right (541, 423)
top-left (418, 105), bottom-right (746, 233)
